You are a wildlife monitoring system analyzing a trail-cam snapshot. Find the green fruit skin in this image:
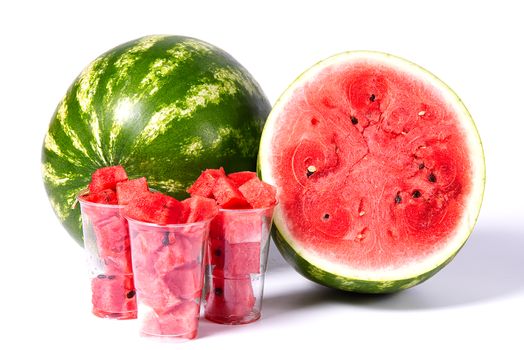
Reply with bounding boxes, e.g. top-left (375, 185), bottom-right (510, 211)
top-left (42, 35), bottom-right (270, 245)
